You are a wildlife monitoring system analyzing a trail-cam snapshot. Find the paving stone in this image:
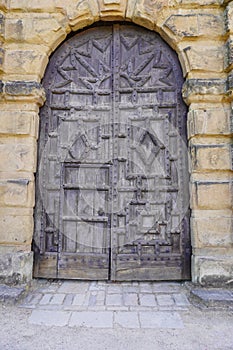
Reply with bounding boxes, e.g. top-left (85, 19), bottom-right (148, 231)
top-left (87, 306), bottom-right (106, 311)
top-left (88, 293), bottom-right (97, 307)
top-left (39, 294), bottom-right (52, 305)
top-left (139, 294), bottom-right (157, 307)
top-left (122, 286), bottom-right (139, 293)
top-left (139, 311), bottom-right (184, 329)
top-left (57, 281), bottom-right (89, 294)
top-left (28, 293), bottom-right (43, 305)
top-left (89, 282), bottom-right (105, 291)
top-left (107, 306), bottom-right (129, 311)
top-left (129, 306), bottom-right (158, 311)
top-left (123, 293), bottom-right (139, 306)
top-left (139, 283), bottom-right (153, 293)
top-left (50, 293), bottom-right (66, 305)
top-left (106, 294), bottom-right (123, 306)
top-left (95, 291), bottom-right (105, 306)
top-left (29, 310), bottom-right (71, 326)
top-left (72, 293), bottom-right (86, 306)
top-left (107, 285), bottom-right (122, 294)
top-left (152, 283), bottom-right (182, 293)
top-left (69, 311), bottom-right (113, 328)
top-left (37, 283), bottom-right (60, 293)
top-left (173, 293), bottom-right (190, 307)
top-left (63, 294), bottom-right (75, 306)
top-left (114, 311), bottom-right (140, 328)
top-left (156, 294), bottom-right (175, 306)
